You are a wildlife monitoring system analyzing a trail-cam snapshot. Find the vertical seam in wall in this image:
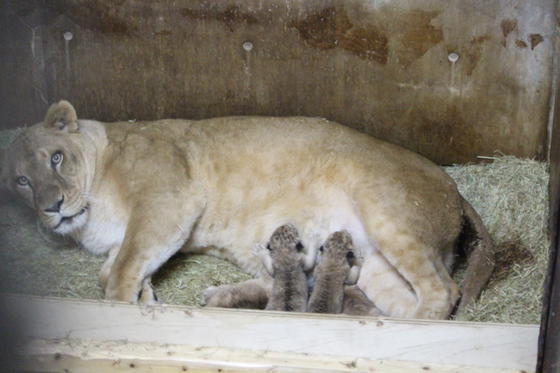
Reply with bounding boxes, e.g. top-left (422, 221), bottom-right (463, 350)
top-left (547, 13), bottom-right (560, 161)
